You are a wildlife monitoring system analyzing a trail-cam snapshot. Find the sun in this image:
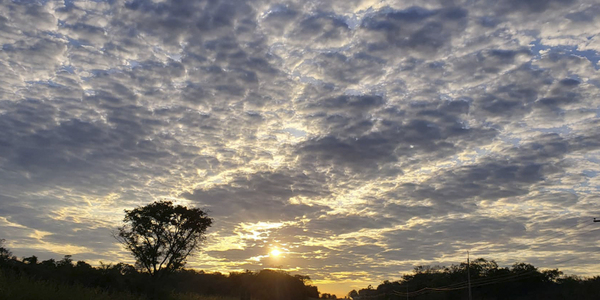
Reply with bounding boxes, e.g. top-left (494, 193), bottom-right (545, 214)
top-left (270, 249), bottom-right (282, 257)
